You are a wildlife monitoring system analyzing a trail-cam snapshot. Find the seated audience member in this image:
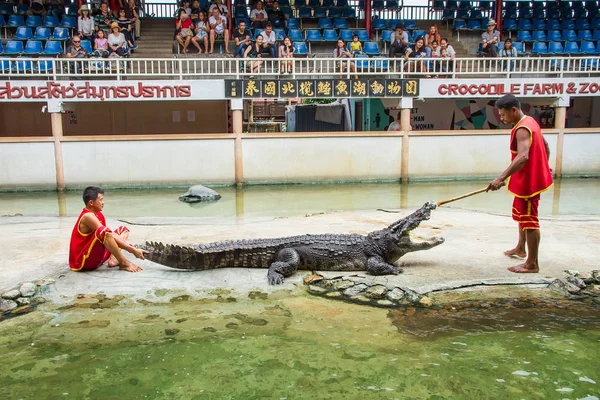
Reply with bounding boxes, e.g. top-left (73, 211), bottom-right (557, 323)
top-left (481, 20), bottom-right (500, 57)
top-left (27, 0), bottom-right (47, 17)
top-left (116, 8), bottom-right (137, 49)
top-left (250, 1), bottom-right (268, 30)
top-left (439, 37), bottom-right (456, 58)
top-left (94, 3), bottom-right (113, 35)
top-left (333, 39), bottom-right (356, 74)
top-left (259, 23), bottom-right (278, 58)
top-left (181, 0), bottom-right (192, 16)
top-left (176, 8), bottom-right (194, 54)
top-left (244, 34), bottom-right (265, 77)
top-left (190, 0), bottom-right (201, 23)
top-left (424, 24), bottom-right (440, 48)
top-left (389, 23), bottom-right (408, 57)
top-left (191, 11), bottom-right (210, 53)
top-left (93, 29), bottom-right (110, 57)
top-left (124, 0), bottom-right (141, 39)
top-left (109, 0), bottom-right (124, 17)
top-left (500, 38), bottom-right (518, 57)
top-left (209, 0), bottom-right (228, 16)
top-left (65, 35), bottom-right (87, 58)
top-left (108, 21), bottom-right (128, 56)
top-left (78, 5), bottom-right (96, 42)
top-left (209, 8), bottom-right (230, 53)
top-left (279, 36), bottom-right (294, 74)
top-left (268, 1), bottom-right (286, 28)
top-left (350, 33), bottom-right (362, 55)
top-left (233, 19), bottom-right (252, 58)
top-left (404, 35), bottom-right (428, 74)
